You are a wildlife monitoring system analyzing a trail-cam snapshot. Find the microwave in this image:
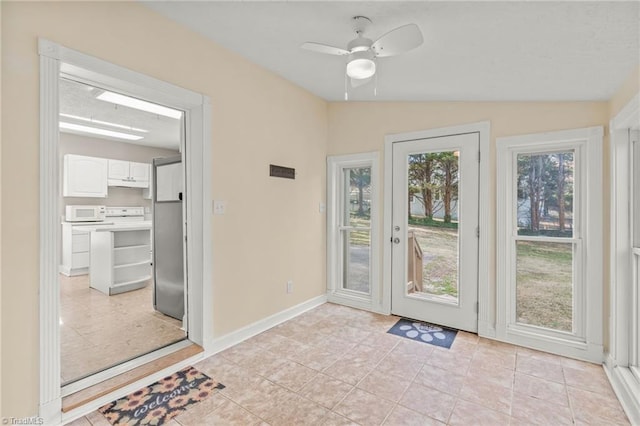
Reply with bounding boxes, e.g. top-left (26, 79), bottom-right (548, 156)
top-left (65, 205), bottom-right (106, 222)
